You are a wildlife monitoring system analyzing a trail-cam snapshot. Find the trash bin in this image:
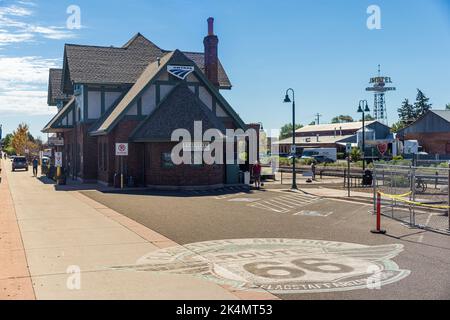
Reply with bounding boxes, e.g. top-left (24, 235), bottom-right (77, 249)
top-left (362, 170), bottom-right (373, 186)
